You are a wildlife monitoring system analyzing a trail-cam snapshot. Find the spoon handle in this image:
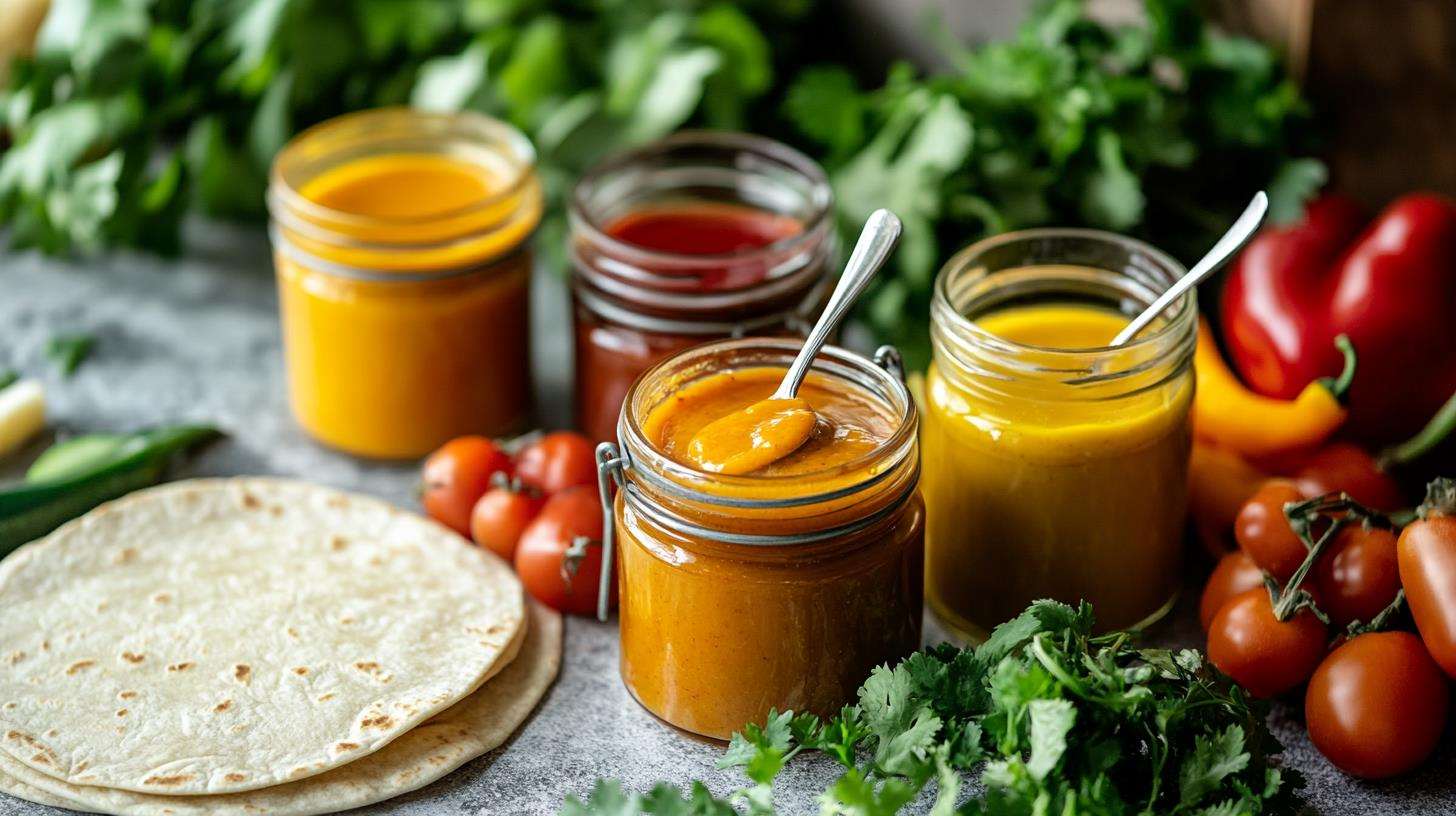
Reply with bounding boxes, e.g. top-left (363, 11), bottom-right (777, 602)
top-left (1110, 191), bottom-right (1269, 347)
top-left (775, 209), bottom-right (902, 400)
